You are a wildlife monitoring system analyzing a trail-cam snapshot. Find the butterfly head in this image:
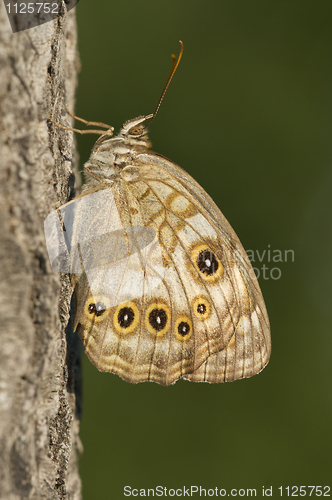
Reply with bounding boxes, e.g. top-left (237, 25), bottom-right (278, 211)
top-left (118, 114), bottom-right (154, 148)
